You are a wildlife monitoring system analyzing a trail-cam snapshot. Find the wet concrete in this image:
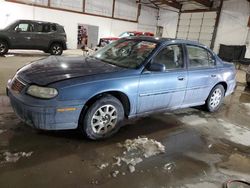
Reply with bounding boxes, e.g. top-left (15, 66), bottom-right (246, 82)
top-left (0, 52), bottom-right (250, 188)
